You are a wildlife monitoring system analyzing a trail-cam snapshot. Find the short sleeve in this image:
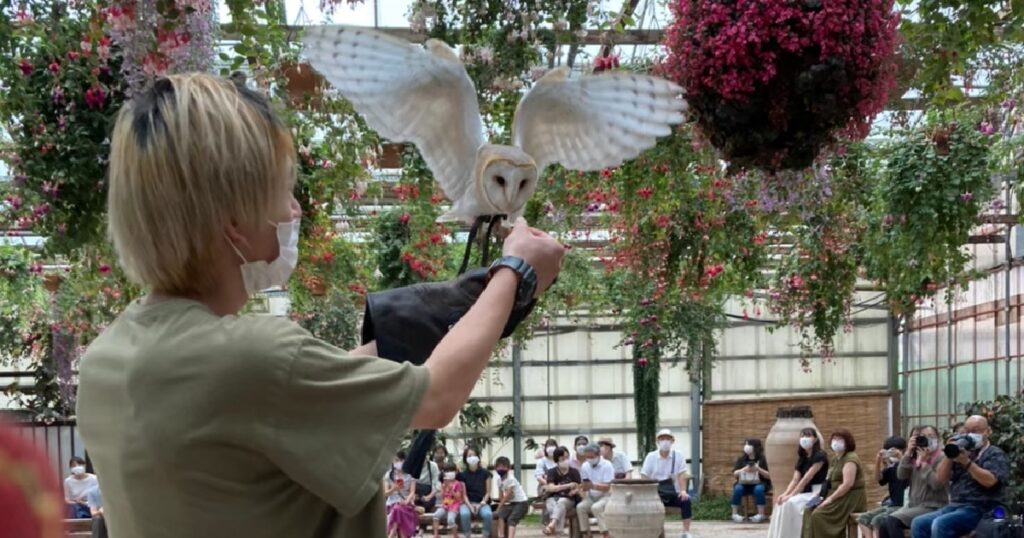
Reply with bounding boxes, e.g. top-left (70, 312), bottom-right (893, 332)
top-left (675, 452), bottom-right (689, 475)
top-left (640, 453), bottom-right (654, 478)
top-left (263, 330), bottom-right (429, 516)
top-left (982, 449), bottom-right (1010, 485)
